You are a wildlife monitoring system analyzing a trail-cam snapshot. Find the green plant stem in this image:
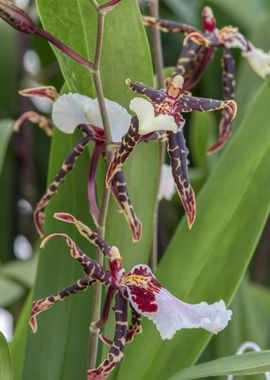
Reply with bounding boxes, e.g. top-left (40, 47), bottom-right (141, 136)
top-left (87, 1), bottom-right (113, 369)
top-left (149, 0), bottom-right (164, 88)
top-left (148, 0), bottom-right (165, 271)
